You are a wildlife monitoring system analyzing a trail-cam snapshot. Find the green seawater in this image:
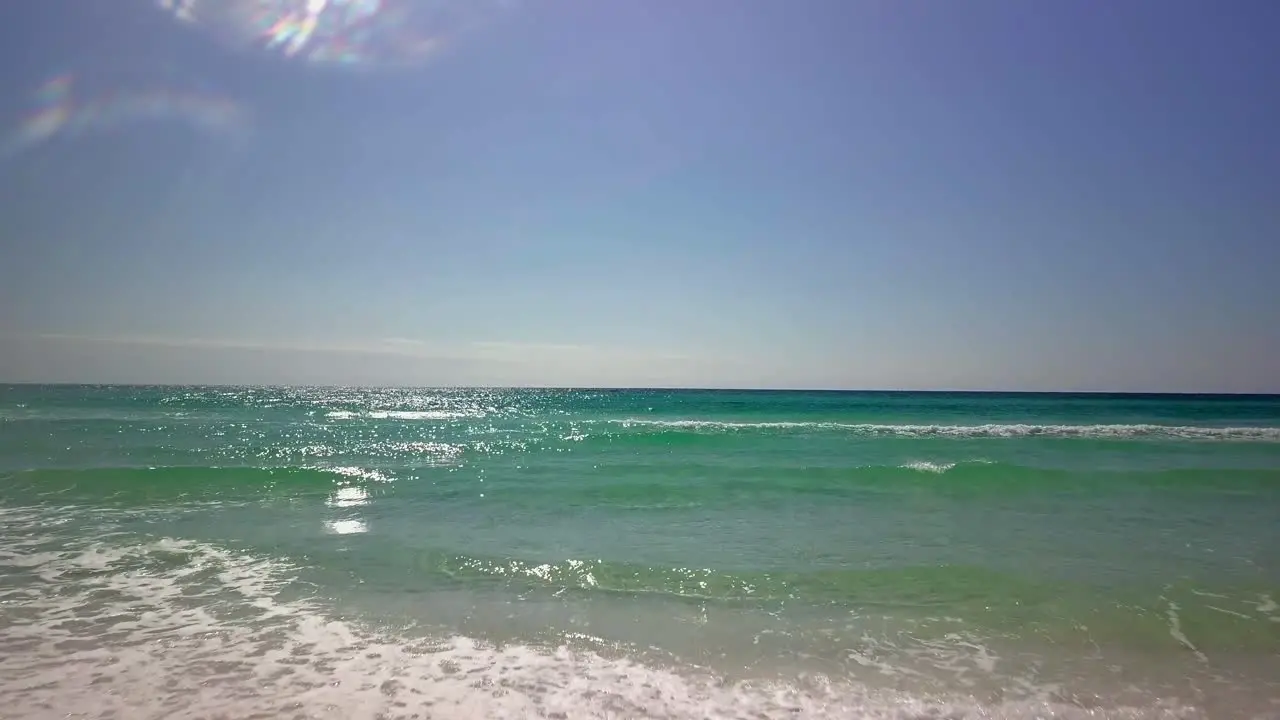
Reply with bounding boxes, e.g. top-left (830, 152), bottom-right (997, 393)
top-left (2, 385), bottom-right (1279, 719)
